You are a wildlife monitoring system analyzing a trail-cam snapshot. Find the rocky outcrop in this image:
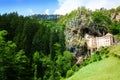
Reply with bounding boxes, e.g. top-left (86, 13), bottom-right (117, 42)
top-left (65, 8), bottom-right (92, 58)
top-left (64, 7), bottom-right (120, 64)
top-left (111, 12), bottom-right (120, 22)
top-left (65, 8), bottom-right (109, 59)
